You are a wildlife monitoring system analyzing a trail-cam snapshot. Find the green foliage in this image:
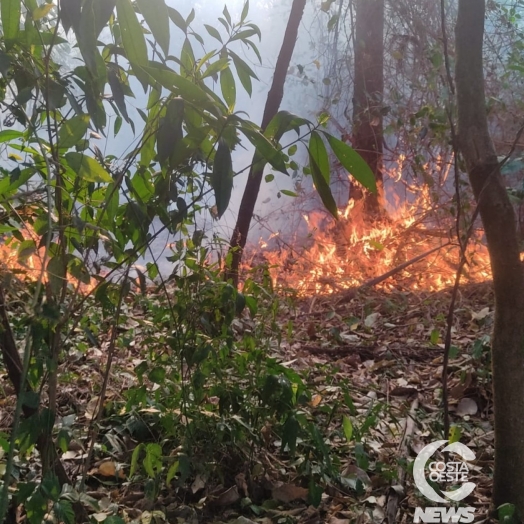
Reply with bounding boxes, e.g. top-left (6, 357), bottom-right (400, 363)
top-left (0, 0), bottom-right (377, 520)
